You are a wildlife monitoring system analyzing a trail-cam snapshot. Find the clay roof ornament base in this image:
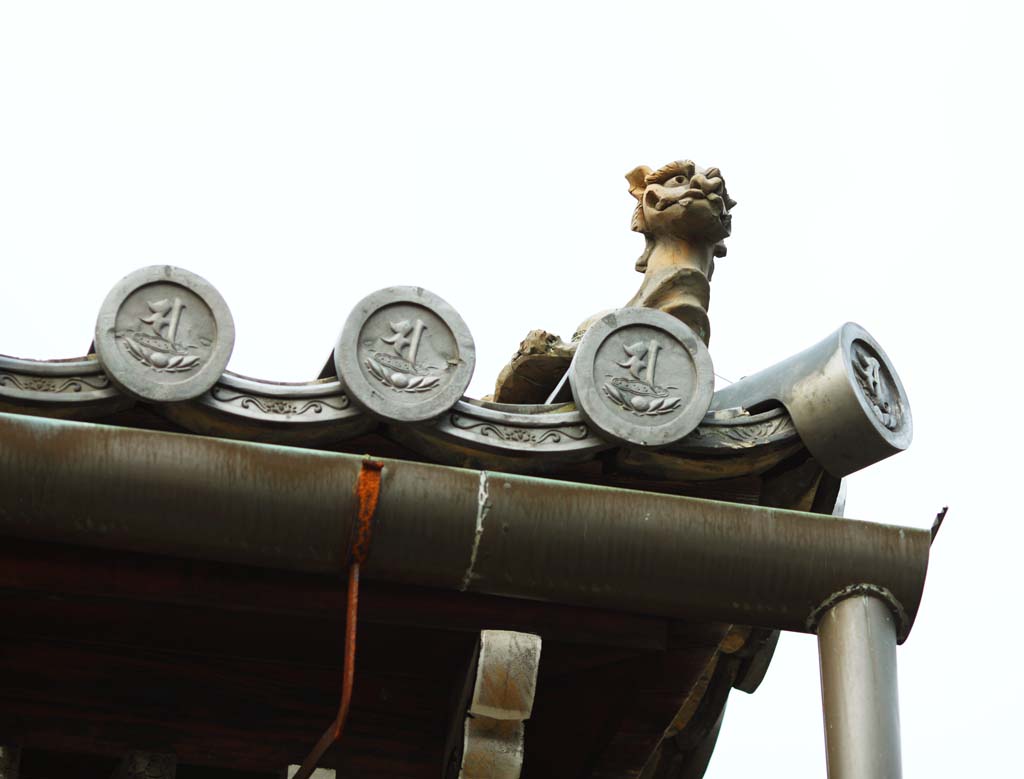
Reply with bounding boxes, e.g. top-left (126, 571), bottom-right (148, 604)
top-left (493, 159), bottom-right (735, 405)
